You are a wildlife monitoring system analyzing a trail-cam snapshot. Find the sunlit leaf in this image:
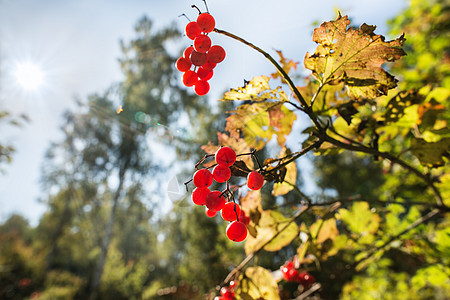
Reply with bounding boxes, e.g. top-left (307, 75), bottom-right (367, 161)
top-left (236, 267), bottom-right (280, 300)
top-left (245, 210), bottom-right (298, 255)
top-left (225, 102), bottom-right (296, 149)
top-left (222, 75), bottom-right (288, 102)
top-left (271, 50), bottom-right (299, 81)
top-left (310, 218), bottom-right (339, 244)
top-left (338, 201), bottom-right (380, 235)
top-left (304, 14), bottom-right (406, 99)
